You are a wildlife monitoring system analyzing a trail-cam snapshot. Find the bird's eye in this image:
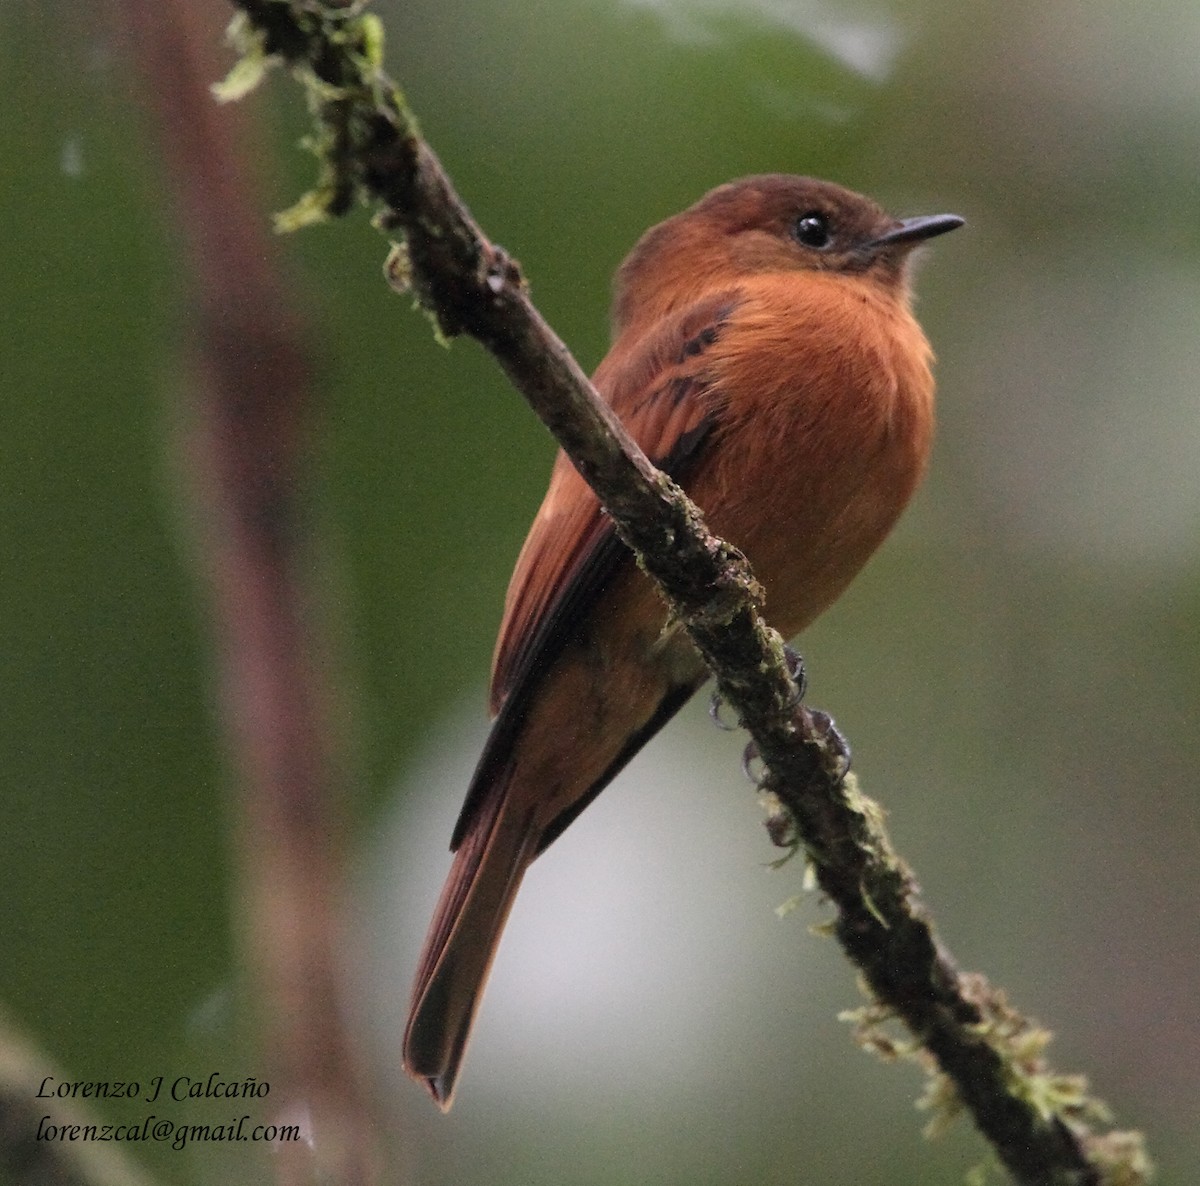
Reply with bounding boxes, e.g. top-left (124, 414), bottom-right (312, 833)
top-left (794, 212), bottom-right (832, 249)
